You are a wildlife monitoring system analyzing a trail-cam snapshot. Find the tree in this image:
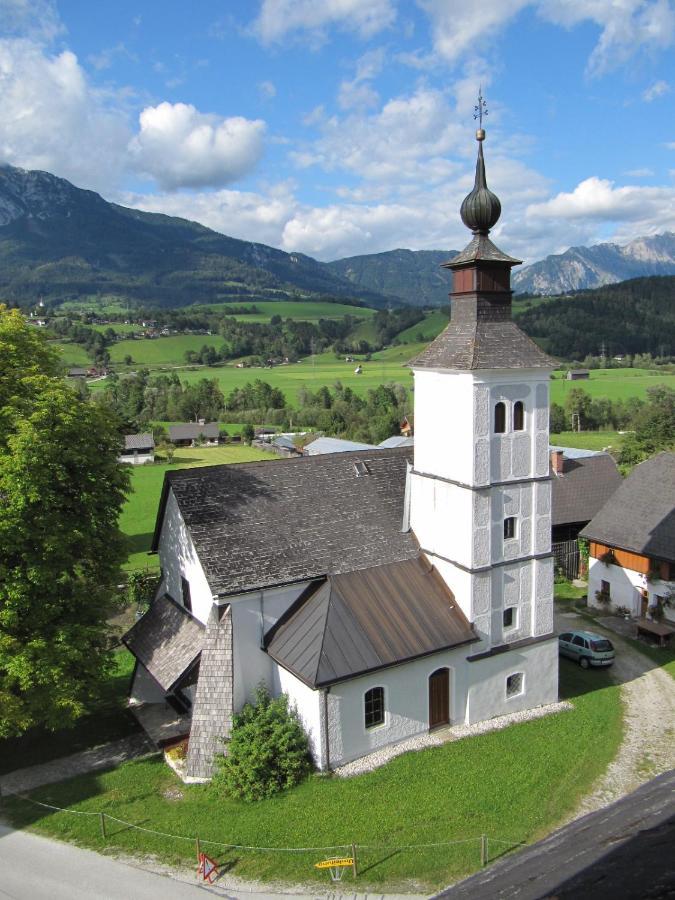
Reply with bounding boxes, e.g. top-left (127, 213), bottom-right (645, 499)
top-left (214, 684), bottom-right (311, 801)
top-left (619, 386), bottom-right (675, 467)
top-left (0, 307), bottom-right (130, 737)
top-left (242, 423), bottom-right (255, 444)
